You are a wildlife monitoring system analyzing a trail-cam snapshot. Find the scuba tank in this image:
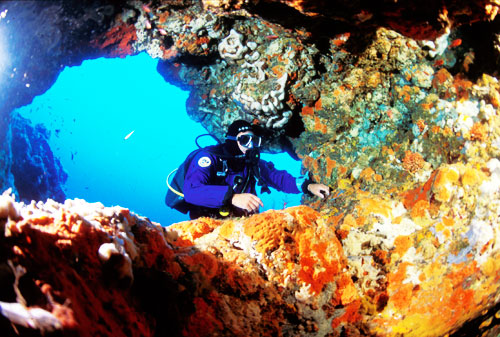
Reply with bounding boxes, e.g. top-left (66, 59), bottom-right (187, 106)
top-left (165, 134), bottom-right (226, 214)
